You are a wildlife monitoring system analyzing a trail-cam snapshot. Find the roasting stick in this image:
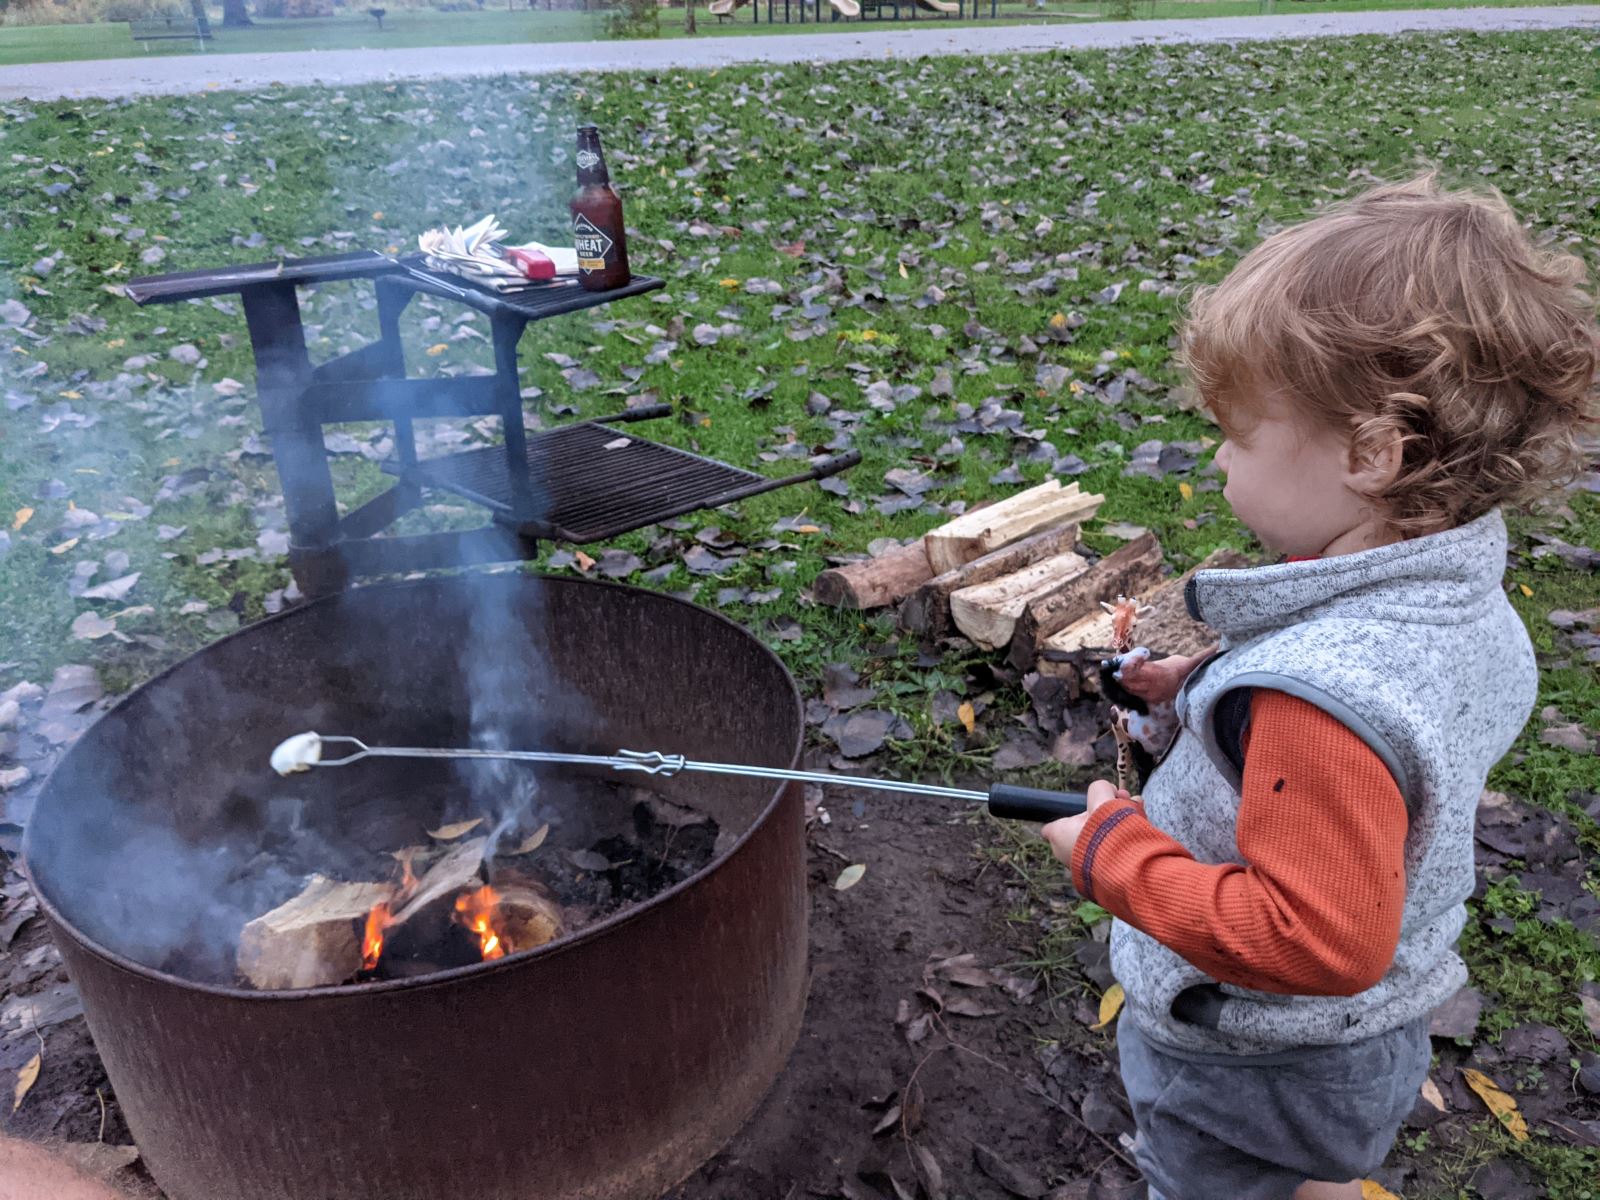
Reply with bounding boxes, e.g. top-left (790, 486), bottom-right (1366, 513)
top-left (269, 733), bottom-right (1086, 823)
